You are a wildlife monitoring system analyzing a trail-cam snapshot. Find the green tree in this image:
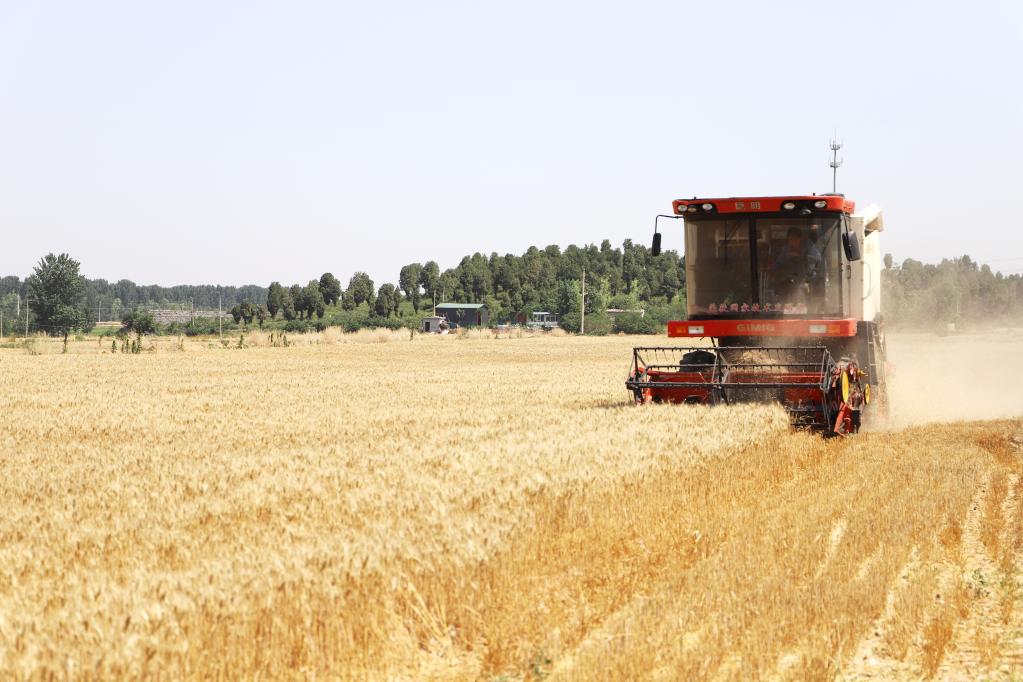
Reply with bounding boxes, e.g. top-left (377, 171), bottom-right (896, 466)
top-left (484, 294), bottom-right (505, 324)
top-left (26, 253), bottom-right (87, 350)
top-left (281, 289), bottom-right (297, 321)
top-left (0, 292), bottom-right (19, 336)
top-left (438, 269), bottom-right (459, 304)
top-left (232, 300), bottom-right (256, 324)
top-left (266, 282), bottom-right (286, 318)
top-left (461, 253), bottom-right (492, 300)
top-left (289, 284), bottom-right (305, 319)
top-left (255, 304), bottom-right (269, 328)
top-left (419, 261), bottom-right (441, 306)
top-left (621, 239), bottom-right (644, 294)
top-left (347, 272), bottom-right (375, 307)
top-left (121, 308), bottom-right (156, 336)
top-left (0, 275), bottom-right (20, 298)
top-left (374, 283), bottom-right (398, 317)
top-left (399, 263), bottom-right (423, 310)
top-left (554, 279), bottom-right (581, 317)
top-left (318, 273), bottom-right (342, 306)
top-left (304, 281), bottom-right (326, 319)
